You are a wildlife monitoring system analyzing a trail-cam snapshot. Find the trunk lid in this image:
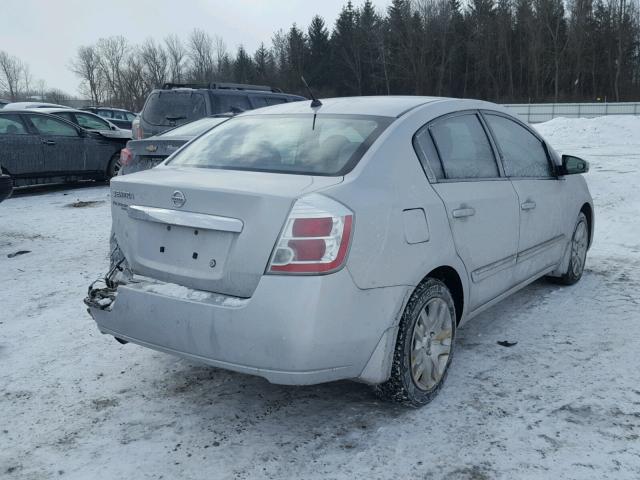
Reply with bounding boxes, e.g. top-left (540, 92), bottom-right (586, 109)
top-left (129, 138), bottom-right (190, 169)
top-left (110, 167), bottom-right (342, 297)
